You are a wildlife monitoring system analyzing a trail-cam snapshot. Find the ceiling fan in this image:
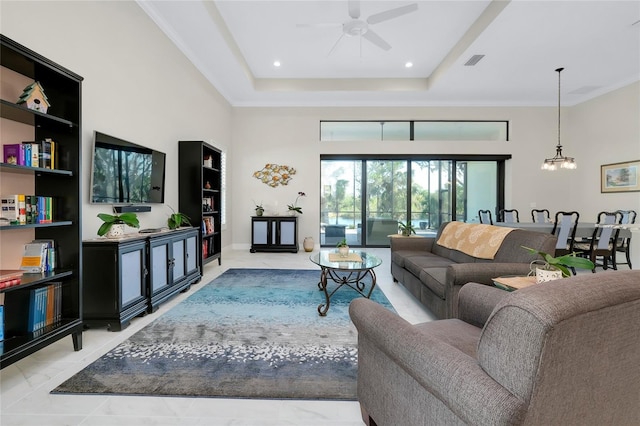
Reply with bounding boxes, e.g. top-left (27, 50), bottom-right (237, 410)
top-left (298, 0), bottom-right (418, 56)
